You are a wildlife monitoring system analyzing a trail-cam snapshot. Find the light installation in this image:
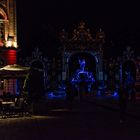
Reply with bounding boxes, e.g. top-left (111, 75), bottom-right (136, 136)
top-left (47, 58), bottom-right (96, 99)
top-left (71, 58), bottom-right (95, 93)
